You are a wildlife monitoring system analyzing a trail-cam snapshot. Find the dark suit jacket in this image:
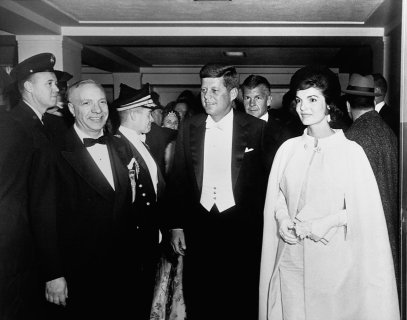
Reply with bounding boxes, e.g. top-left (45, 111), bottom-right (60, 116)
top-left (264, 109), bottom-right (304, 172)
top-left (42, 109), bottom-right (74, 141)
top-left (0, 101), bottom-right (50, 318)
top-left (30, 128), bottom-right (138, 317)
top-left (345, 110), bottom-right (399, 281)
top-left (379, 103), bottom-right (399, 137)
